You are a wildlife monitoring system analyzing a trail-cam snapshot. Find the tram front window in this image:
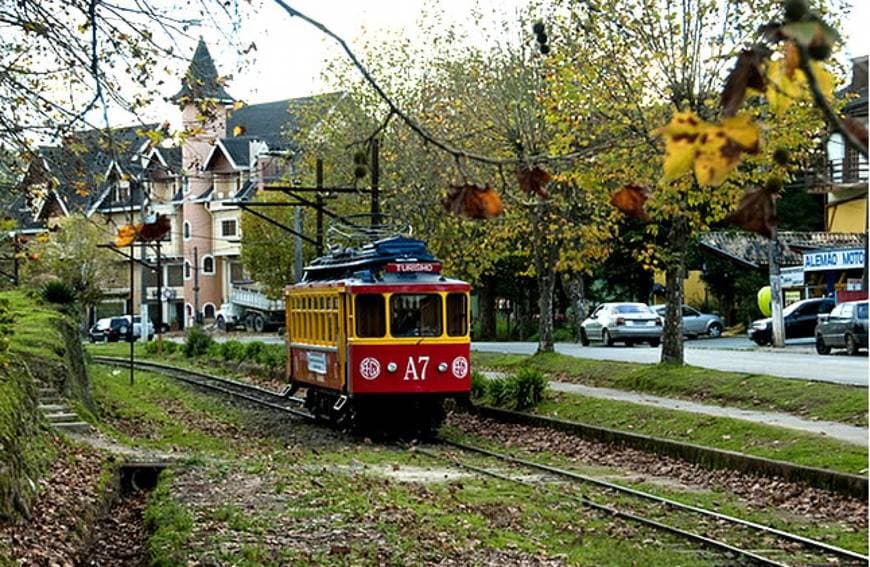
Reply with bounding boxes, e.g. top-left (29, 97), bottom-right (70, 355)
top-left (355, 294), bottom-right (386, 337)
top-left (390, 294), bottom-right (442, 337)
